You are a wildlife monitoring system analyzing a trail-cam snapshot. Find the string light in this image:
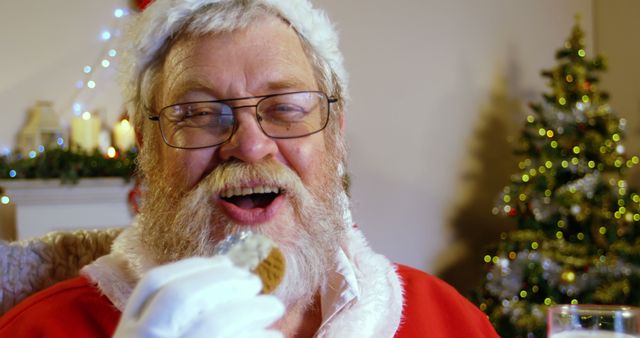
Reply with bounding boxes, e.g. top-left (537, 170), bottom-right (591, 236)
top-left (107, 147), bottom-right (117, 158)
top-left (67, 7), bottom-right (129, 120)
top-left (73, 102), bottom-right (83, 114)
top-left (101, 30), bottom-right (112, 41)
top-left (0, 196), bottom-right (9, 205)
top-left (9, 170), bottom-right (17, 178)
